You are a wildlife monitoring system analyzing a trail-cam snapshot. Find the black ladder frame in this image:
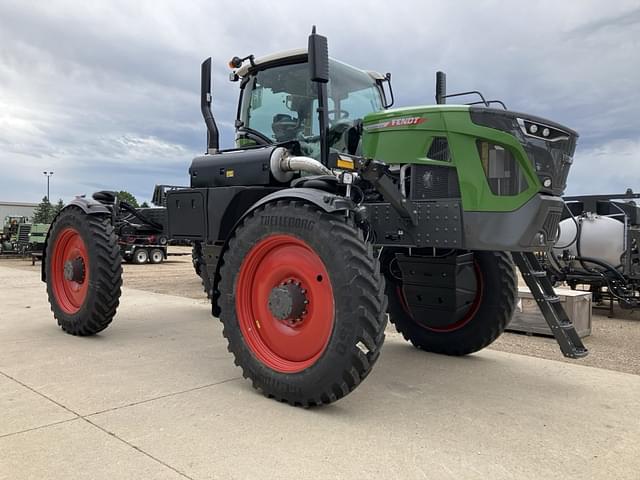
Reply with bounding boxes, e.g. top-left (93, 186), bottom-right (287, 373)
top-left (512, 252), bottom-right (589, 359)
